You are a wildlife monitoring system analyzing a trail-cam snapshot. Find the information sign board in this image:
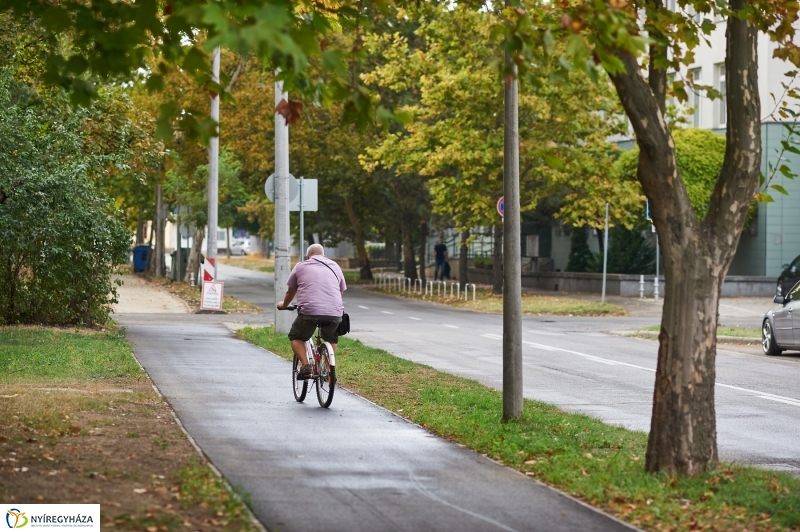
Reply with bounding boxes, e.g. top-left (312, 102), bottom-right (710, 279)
top-left (201, 281), bottom-right (224, 311)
